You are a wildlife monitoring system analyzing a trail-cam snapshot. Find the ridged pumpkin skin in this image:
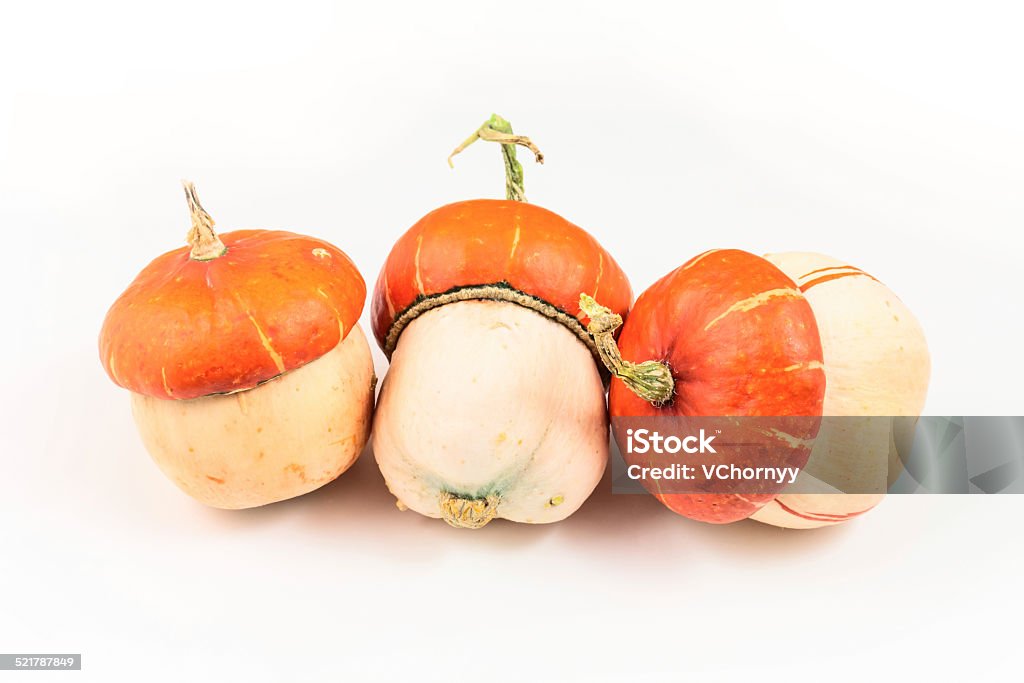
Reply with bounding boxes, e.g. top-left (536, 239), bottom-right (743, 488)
top-left (371, 199), bottom-right (632, 354)
top-left (100, 230), bottom-right (366, 400)
top-left (610, 249), bottom-right (826, 524)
